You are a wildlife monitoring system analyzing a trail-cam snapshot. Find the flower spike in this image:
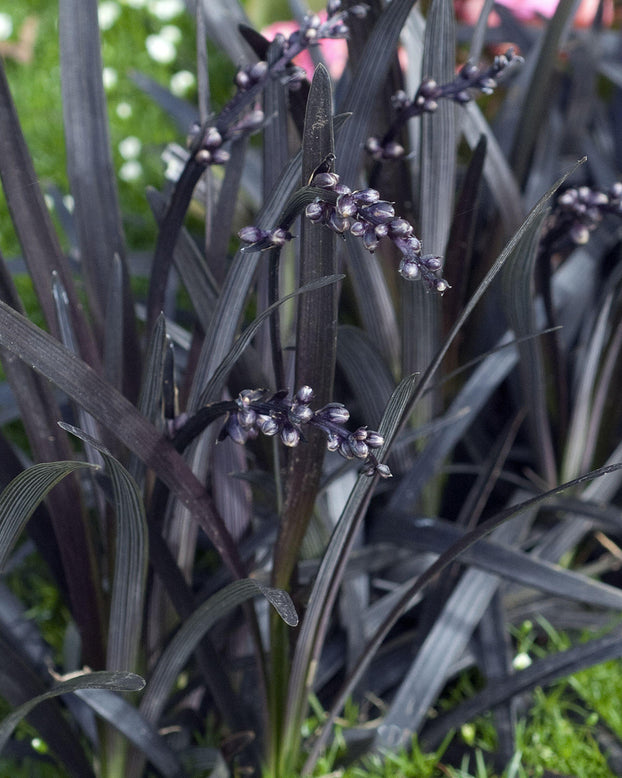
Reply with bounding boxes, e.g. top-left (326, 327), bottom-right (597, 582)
top-left (219, 386), bottom-right (391, 478)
